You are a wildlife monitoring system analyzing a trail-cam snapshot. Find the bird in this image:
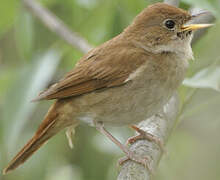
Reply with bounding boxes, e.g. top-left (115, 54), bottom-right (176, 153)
top-left (3, 2), bottom-right (212, 174)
